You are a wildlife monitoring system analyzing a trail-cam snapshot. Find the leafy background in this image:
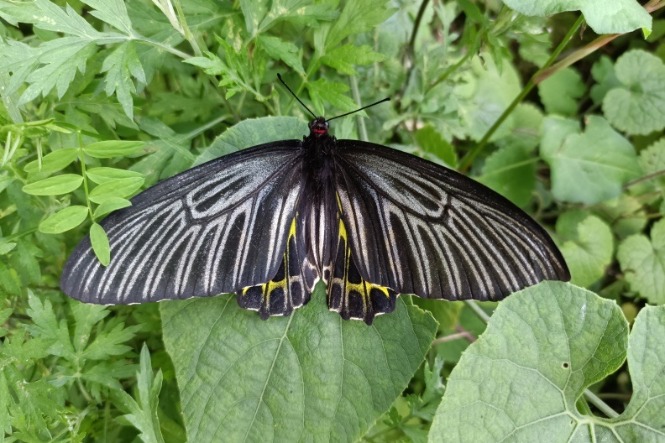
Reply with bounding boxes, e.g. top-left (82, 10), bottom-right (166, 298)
top-left (0, 0), bottom-right (664, 441)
